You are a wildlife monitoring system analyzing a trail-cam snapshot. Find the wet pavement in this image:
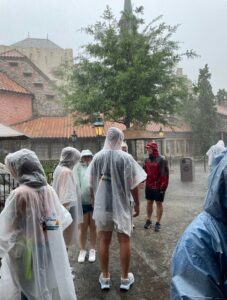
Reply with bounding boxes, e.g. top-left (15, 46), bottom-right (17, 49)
top-left (69, 162), bottom-right (209, 300)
